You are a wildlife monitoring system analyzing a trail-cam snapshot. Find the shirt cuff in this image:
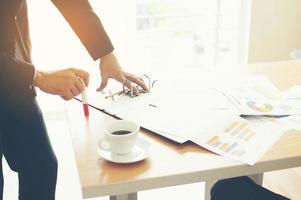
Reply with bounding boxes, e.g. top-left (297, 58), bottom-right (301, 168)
top-left (32, 69), bottom-right (37, 83)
